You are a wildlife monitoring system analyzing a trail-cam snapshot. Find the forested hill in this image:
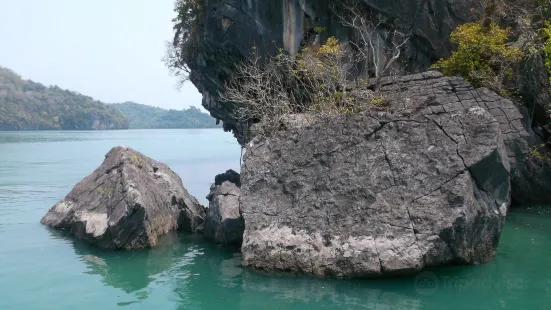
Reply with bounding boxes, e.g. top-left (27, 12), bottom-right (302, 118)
top-left (112, 102), bottom-right (219, 129)
top-left (0, 67), bottom-right (129, 130)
